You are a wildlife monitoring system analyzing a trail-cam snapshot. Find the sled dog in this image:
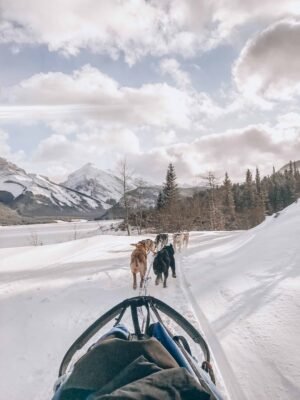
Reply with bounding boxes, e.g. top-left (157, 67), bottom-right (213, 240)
top-left (136, 239), bottom-right (156, 254)
top-left (173, 232), bottom-right (184, 252)
top-left (130, 242), bottom-right (147, 290)
top-left (182, 231), bottom-right (189, 248)
top-left (154, 233), bottom-right (168, 250)
top-left (153, 244), bottom-right (176, 288)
